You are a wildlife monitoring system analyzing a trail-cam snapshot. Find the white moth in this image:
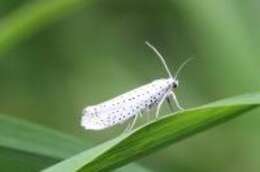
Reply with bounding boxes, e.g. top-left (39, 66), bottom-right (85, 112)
top-left (81, 41), bottom-right (191, 131)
